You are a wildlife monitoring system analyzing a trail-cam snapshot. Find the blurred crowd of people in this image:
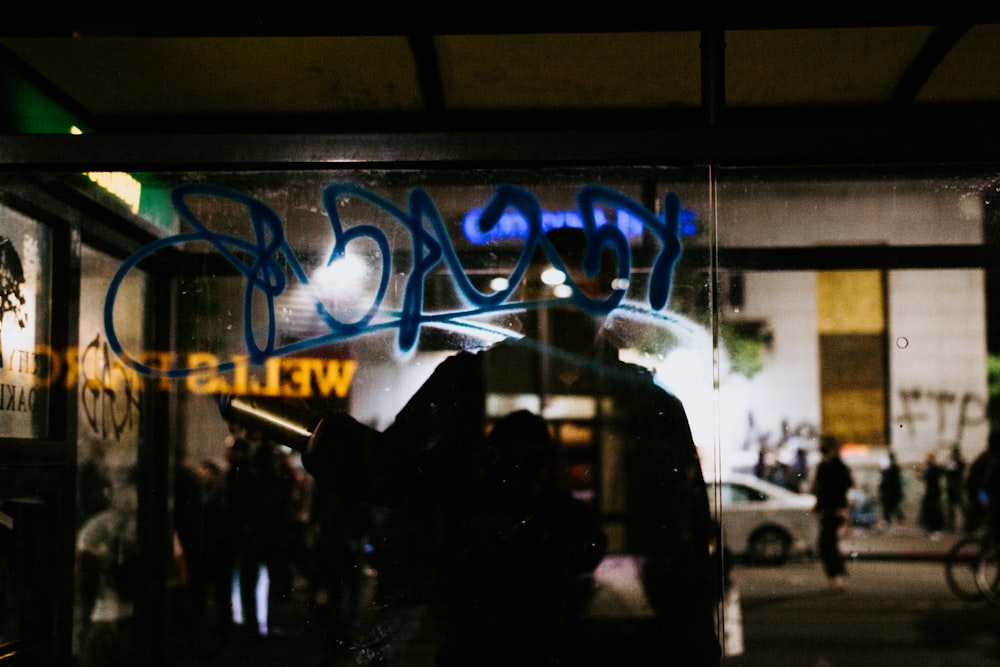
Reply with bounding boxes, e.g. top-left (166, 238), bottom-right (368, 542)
top-left (170, 419), bottom-right (372, 662)
top-left (751, 436), bottom-right (992, 538)
top-left (745, 432), bottom-right (1000, 593)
